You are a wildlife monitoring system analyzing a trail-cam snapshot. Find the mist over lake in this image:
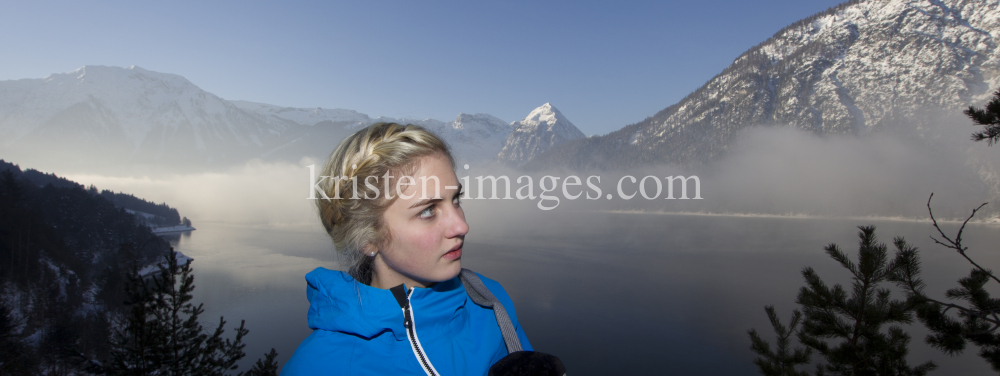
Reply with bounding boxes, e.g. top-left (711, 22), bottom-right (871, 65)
top-left (162, 207), bottom-right (998, 375)
top-left (59, 122), bottom-right (1000, 374)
